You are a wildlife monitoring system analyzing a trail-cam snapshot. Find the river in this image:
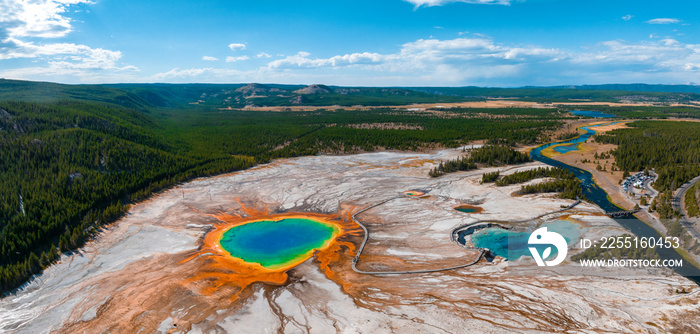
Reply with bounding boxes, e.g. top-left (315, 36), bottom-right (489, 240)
top-left (530, 123), bottom-right (700, 282)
